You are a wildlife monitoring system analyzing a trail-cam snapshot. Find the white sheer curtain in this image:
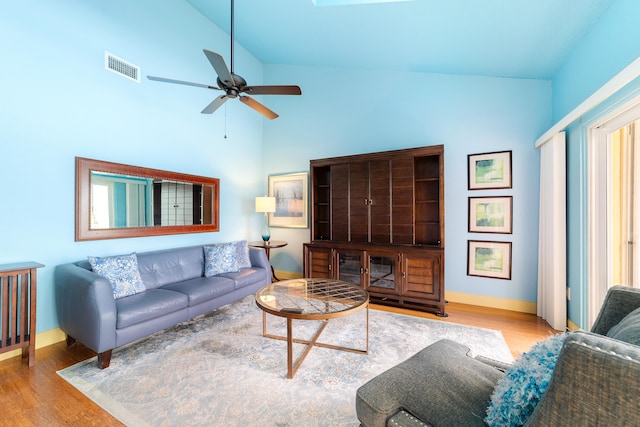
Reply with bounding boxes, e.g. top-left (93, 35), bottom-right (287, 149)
top-left (537, 132), bottom-right (567, 331)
